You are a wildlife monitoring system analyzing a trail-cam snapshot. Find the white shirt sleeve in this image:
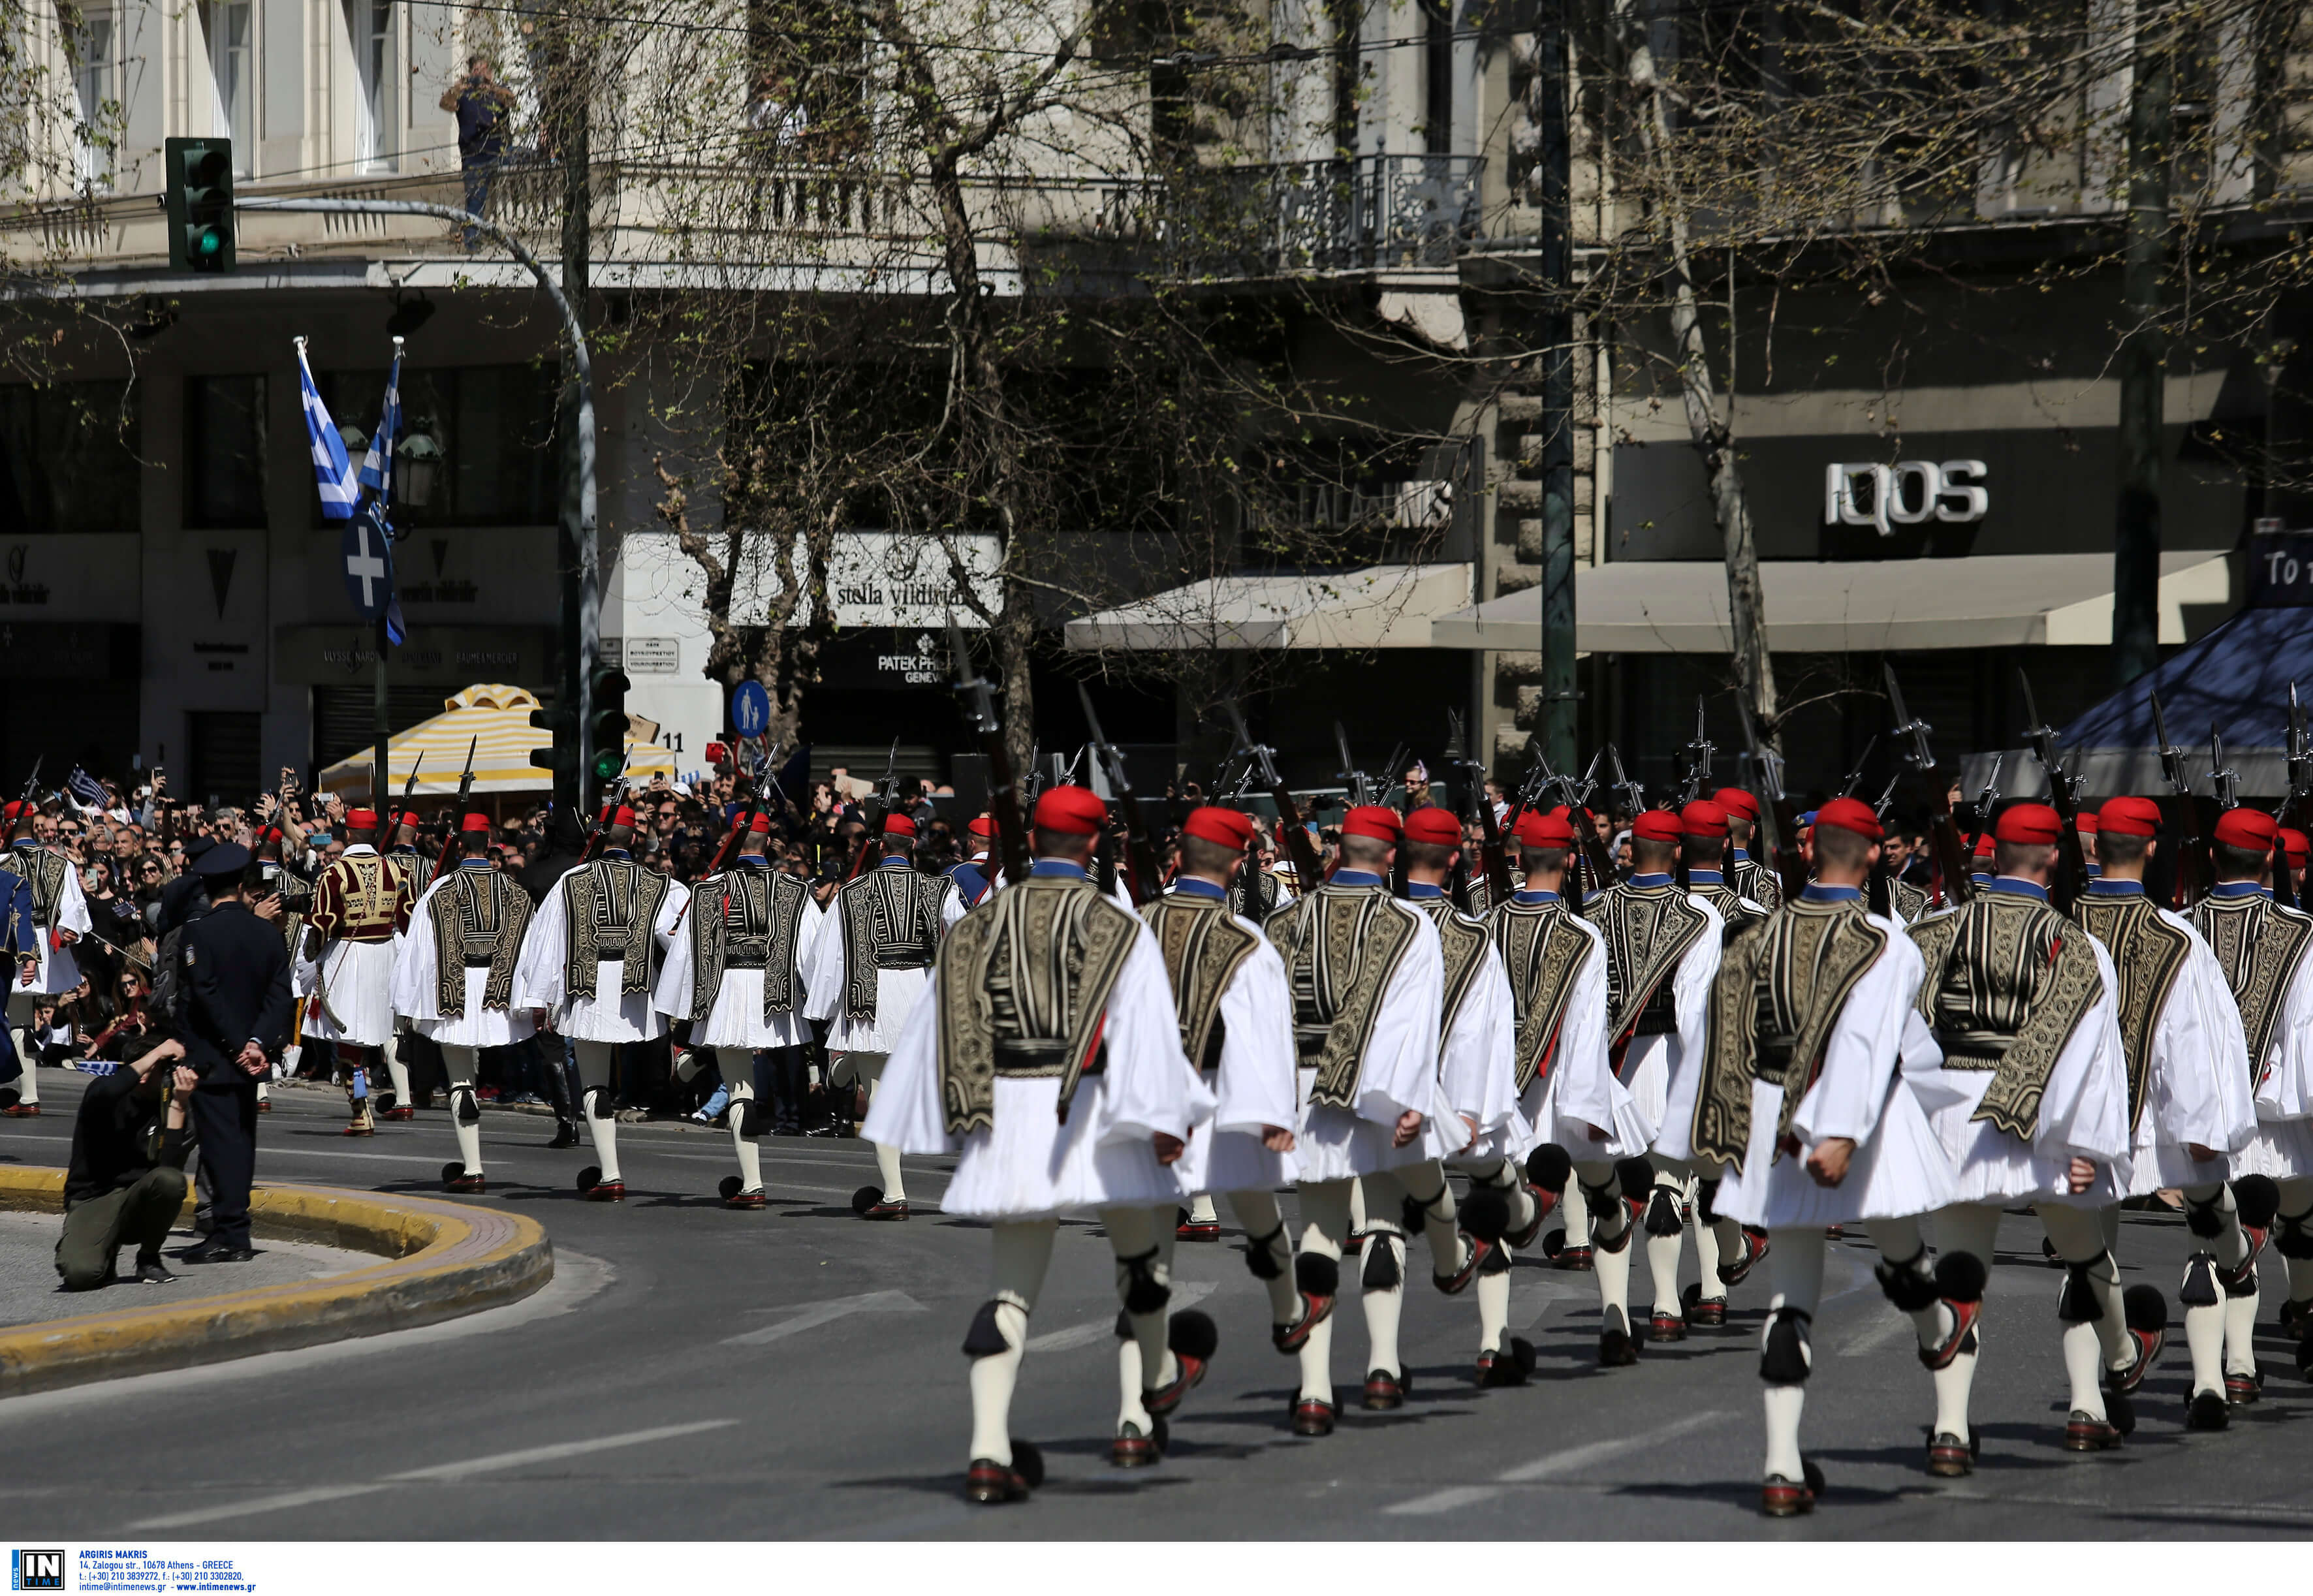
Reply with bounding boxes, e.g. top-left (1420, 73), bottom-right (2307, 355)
top-left (391, 877), bottom-right (445, 1021)
top-left (1210, 930), bottom-right (1300, 1136)
top-left (512, 879), bottom-right (569, 1012)
top-left (1438, 945), bottom-right (1519, 1138)
top-left (55, 865), bottom-right (91, 936)
top-left (802, 896), bottom-right (847, 1023)
top-left (1791, 920), bottom-right (1919, 1147)
top-left (1349, 905), bottom-right (1446, 1128)
top-left (1090, 925), bottom-right (1210, 1146)
top-left (1543, 922), bottom-right (1619, 1136)
top-left (653, 889), bottom-right (698, 1018)
top-left (2032, 935), bottom-right (2132, 1166)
